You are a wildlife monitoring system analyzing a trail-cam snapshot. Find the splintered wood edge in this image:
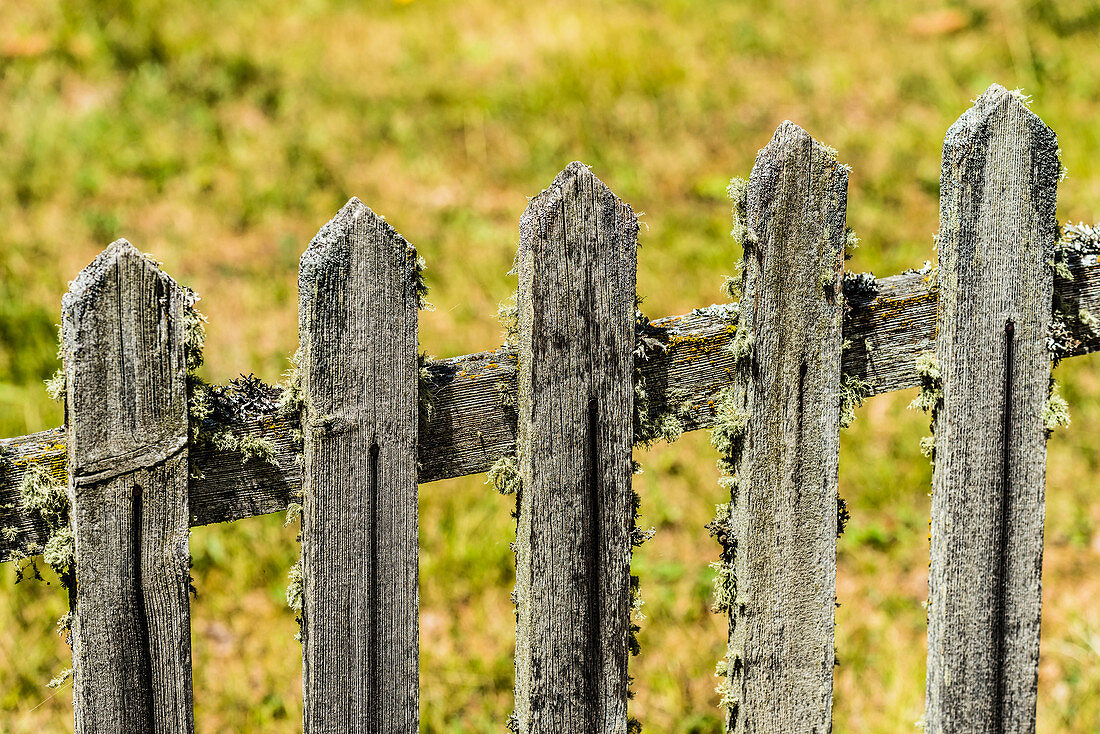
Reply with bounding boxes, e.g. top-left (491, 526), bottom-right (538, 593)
top-left (3, 262), bottom-right (1100, 561)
